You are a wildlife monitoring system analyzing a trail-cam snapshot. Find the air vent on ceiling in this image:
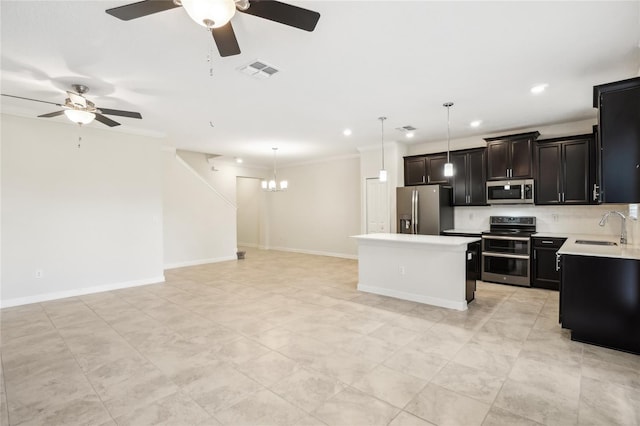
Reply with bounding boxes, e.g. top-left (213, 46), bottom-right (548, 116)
top-left (239, 60), bottom-right (280, 79)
